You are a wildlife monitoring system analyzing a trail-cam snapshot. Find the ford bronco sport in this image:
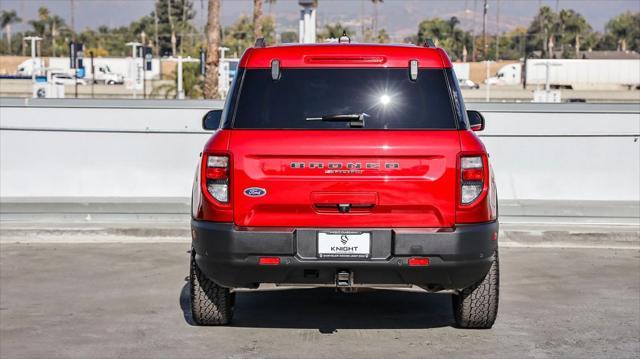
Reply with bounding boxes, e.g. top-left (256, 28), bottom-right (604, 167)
top-left (190, 41), bottom-right (499, 329)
